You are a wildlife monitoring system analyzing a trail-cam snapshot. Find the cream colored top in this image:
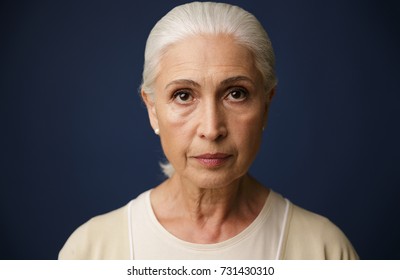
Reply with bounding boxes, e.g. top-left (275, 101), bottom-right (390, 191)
top-left (58, 190), bottom-right (358, 260)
